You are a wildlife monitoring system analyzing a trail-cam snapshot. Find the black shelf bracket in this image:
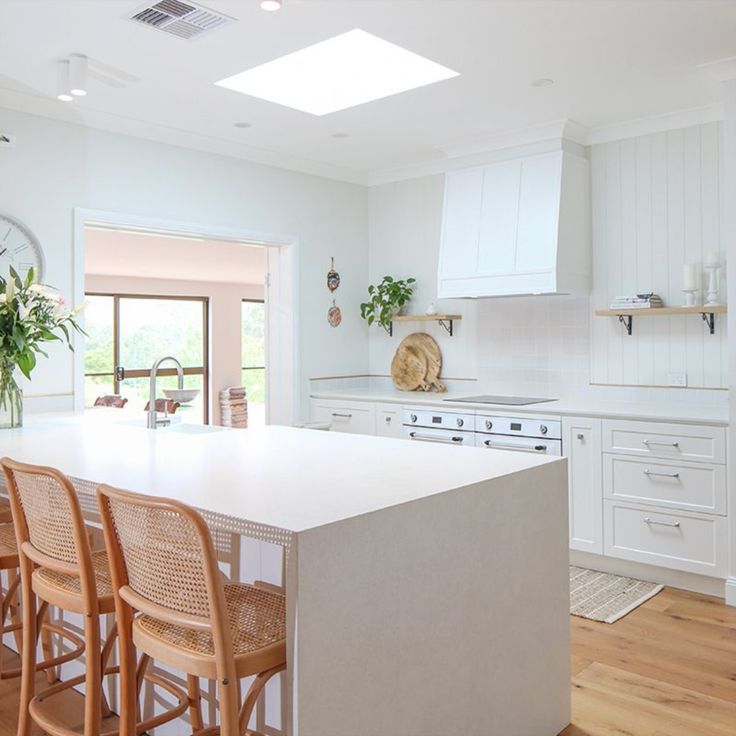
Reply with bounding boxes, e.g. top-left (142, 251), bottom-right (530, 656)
top-left (618, 314), bottom-right (633, 335)
top-left (701, 312), bottom-right (716, 335)
top-left (438, 319), bottom-right (454, 336)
